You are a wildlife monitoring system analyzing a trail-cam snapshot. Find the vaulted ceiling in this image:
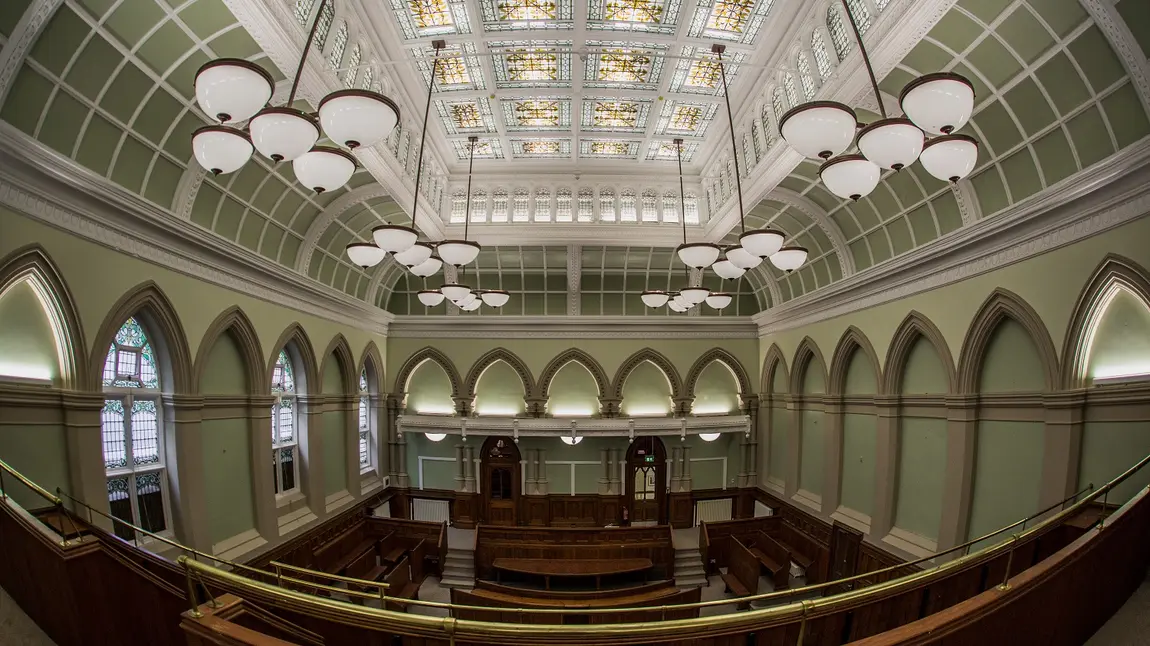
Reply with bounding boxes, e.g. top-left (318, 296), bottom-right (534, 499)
top-left (1, 0), bottom-right (1147, 317)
